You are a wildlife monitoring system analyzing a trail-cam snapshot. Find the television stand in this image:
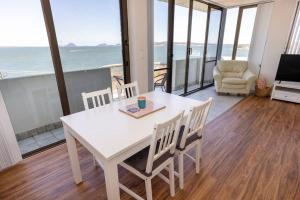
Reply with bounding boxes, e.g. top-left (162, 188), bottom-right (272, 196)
top-left (271, 81), bottom-right (300, 104)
